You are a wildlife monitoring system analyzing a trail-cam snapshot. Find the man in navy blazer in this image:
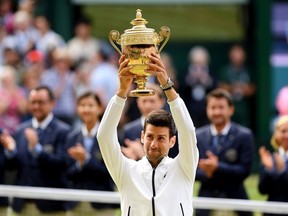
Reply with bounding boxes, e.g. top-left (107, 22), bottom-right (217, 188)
top-left (0, 128), bottom-right (11, 214)
top-left (195, 88), bottom-right (254, 216)
top-left (6, 86), bottom-right (71, 215)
